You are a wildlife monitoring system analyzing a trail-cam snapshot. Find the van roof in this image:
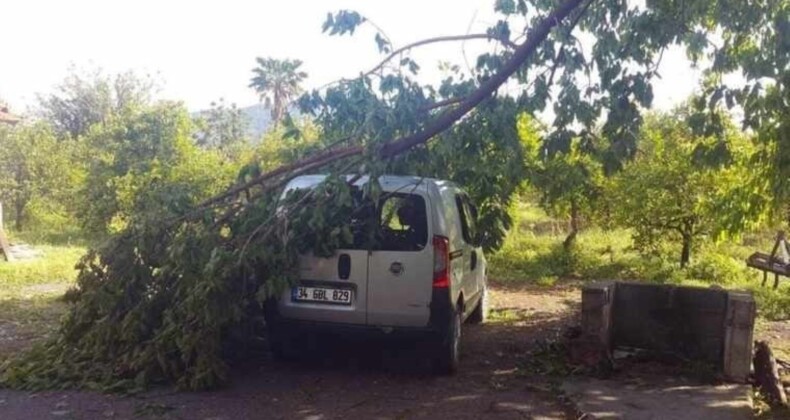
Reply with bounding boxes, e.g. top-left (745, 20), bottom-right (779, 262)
top-left (285, 174), bottom-right (455, 193)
